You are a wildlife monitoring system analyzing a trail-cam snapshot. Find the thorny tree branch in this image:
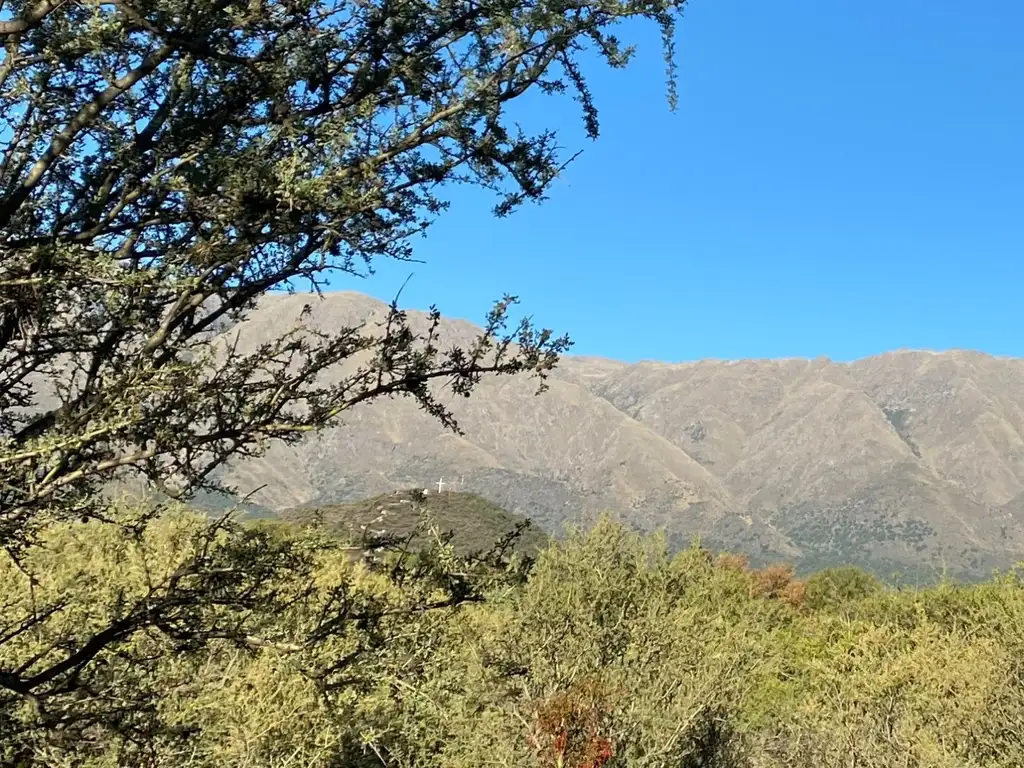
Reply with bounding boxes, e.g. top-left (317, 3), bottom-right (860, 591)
top-left (0, 0), bottom-right (685, 748)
